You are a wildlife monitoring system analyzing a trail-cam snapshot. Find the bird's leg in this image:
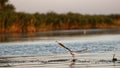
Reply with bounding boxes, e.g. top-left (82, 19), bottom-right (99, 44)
top-left (71, 52), bottom-right (76, 62)
top-left (112, 54), bottom-right (117, 66)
